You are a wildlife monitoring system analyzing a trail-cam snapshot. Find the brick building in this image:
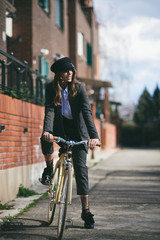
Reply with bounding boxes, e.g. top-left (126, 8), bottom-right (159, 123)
top-left (0, 0), bottom-right (111, 101)
top-left (1, 0), bottom-right (99, 79)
